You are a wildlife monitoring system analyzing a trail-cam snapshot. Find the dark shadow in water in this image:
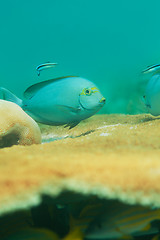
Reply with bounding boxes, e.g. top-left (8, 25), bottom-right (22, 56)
top-left (0, 191), bottom-right (159, 240)
top-left (0, 132), bottom-right (19, 148)
top-left (137, 116), bottom-right (160, 124)
top-left (42, 129), bottom-right (95, 143)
